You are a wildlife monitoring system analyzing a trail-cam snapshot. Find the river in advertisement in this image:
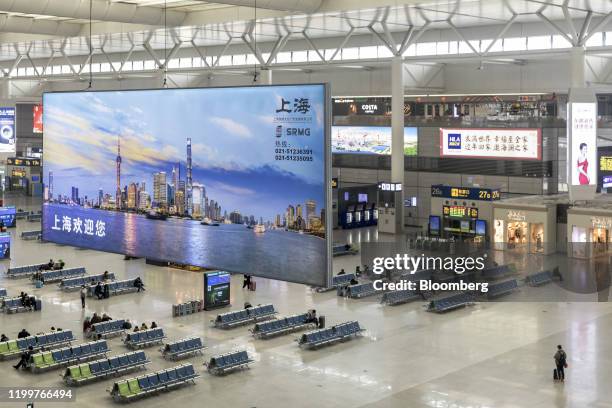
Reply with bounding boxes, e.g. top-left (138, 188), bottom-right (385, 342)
top-left (42, 203), bottom-right (326, 286)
